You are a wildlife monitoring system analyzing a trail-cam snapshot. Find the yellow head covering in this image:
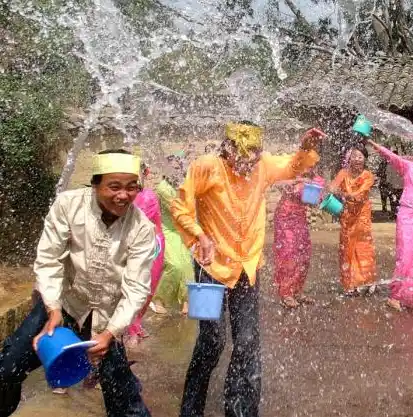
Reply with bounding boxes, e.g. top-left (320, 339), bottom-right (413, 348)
top-left (225, 122), bottom-right (263, 156)
top-left (92, 153), bottom-right (141, 176)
